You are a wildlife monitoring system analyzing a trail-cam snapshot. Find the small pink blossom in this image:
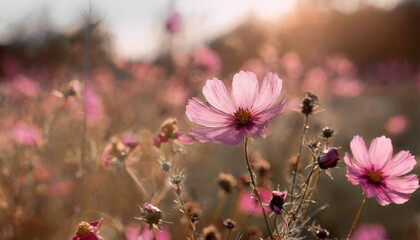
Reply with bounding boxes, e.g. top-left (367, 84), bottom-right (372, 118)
top-left (186, 71), bottom-right (286, 146)
top-left (333, 78), bottom-right (364, 97)
top-left (193, 48), bottom-right (221, 73)
top-left (7, 74), bottom-right (40, 98)
top-left (385, 114), bottom-right (407, 135)
top-left (165, 11), bottom-right (181, 34)
top-left (153, 118), bottom-right (194, 147)
top-left (351, 223), bottom-right (389, 240)
top-left (239, 188), bottom-right (271, 217)
top-left (10, 122), bottom-right (42, 146)
top-left (344, 135), bottom-right (419, 206)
